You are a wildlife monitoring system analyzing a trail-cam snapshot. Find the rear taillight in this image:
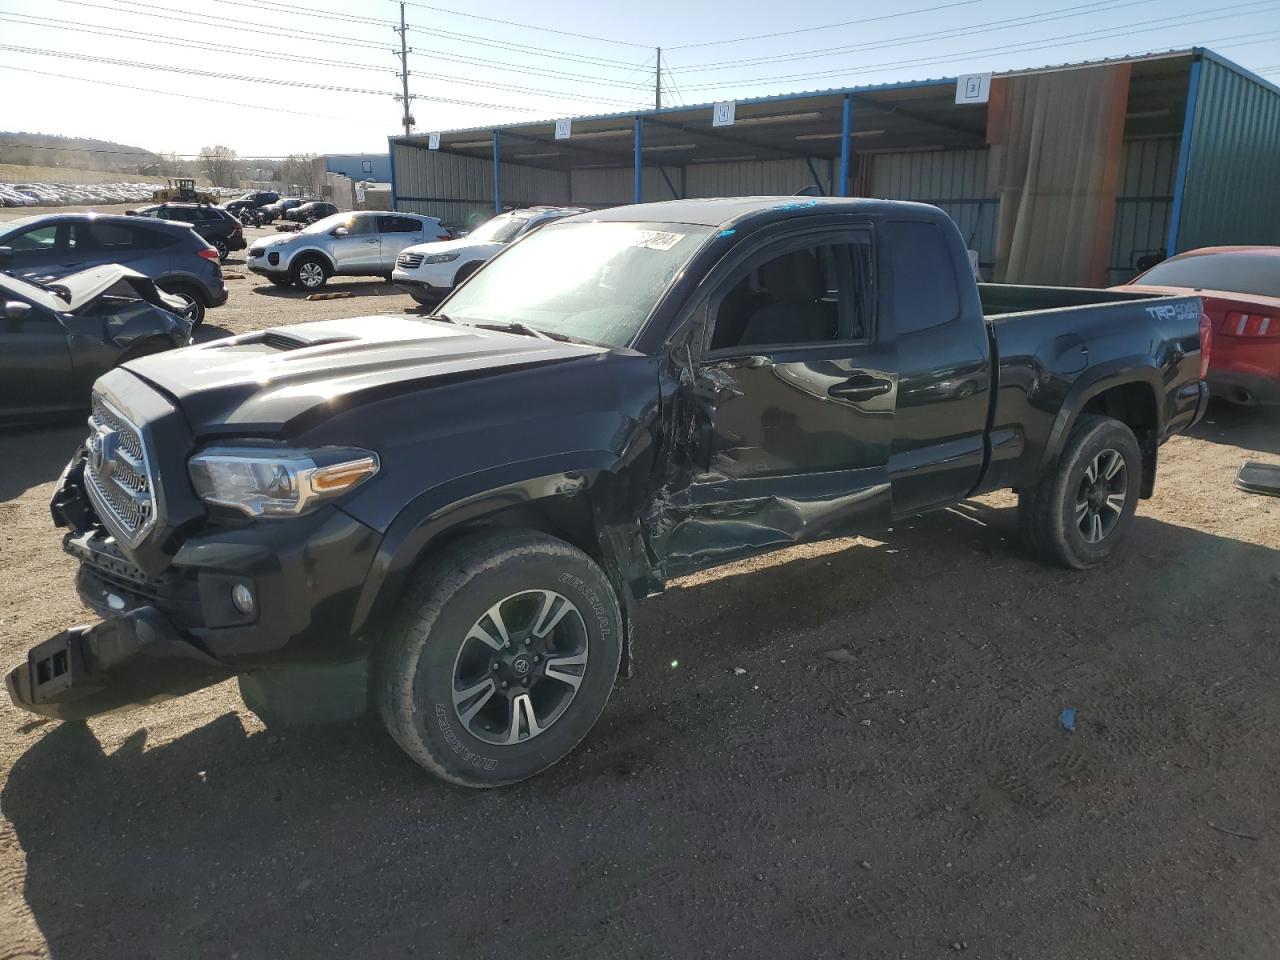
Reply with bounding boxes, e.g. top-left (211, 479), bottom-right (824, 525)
top-left (1224, 310), bottom-right (1278, 338)
top-left (1199, 312), bottom-right (1213, 379)
top-left (197, 248), bottom-right (220, 261)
